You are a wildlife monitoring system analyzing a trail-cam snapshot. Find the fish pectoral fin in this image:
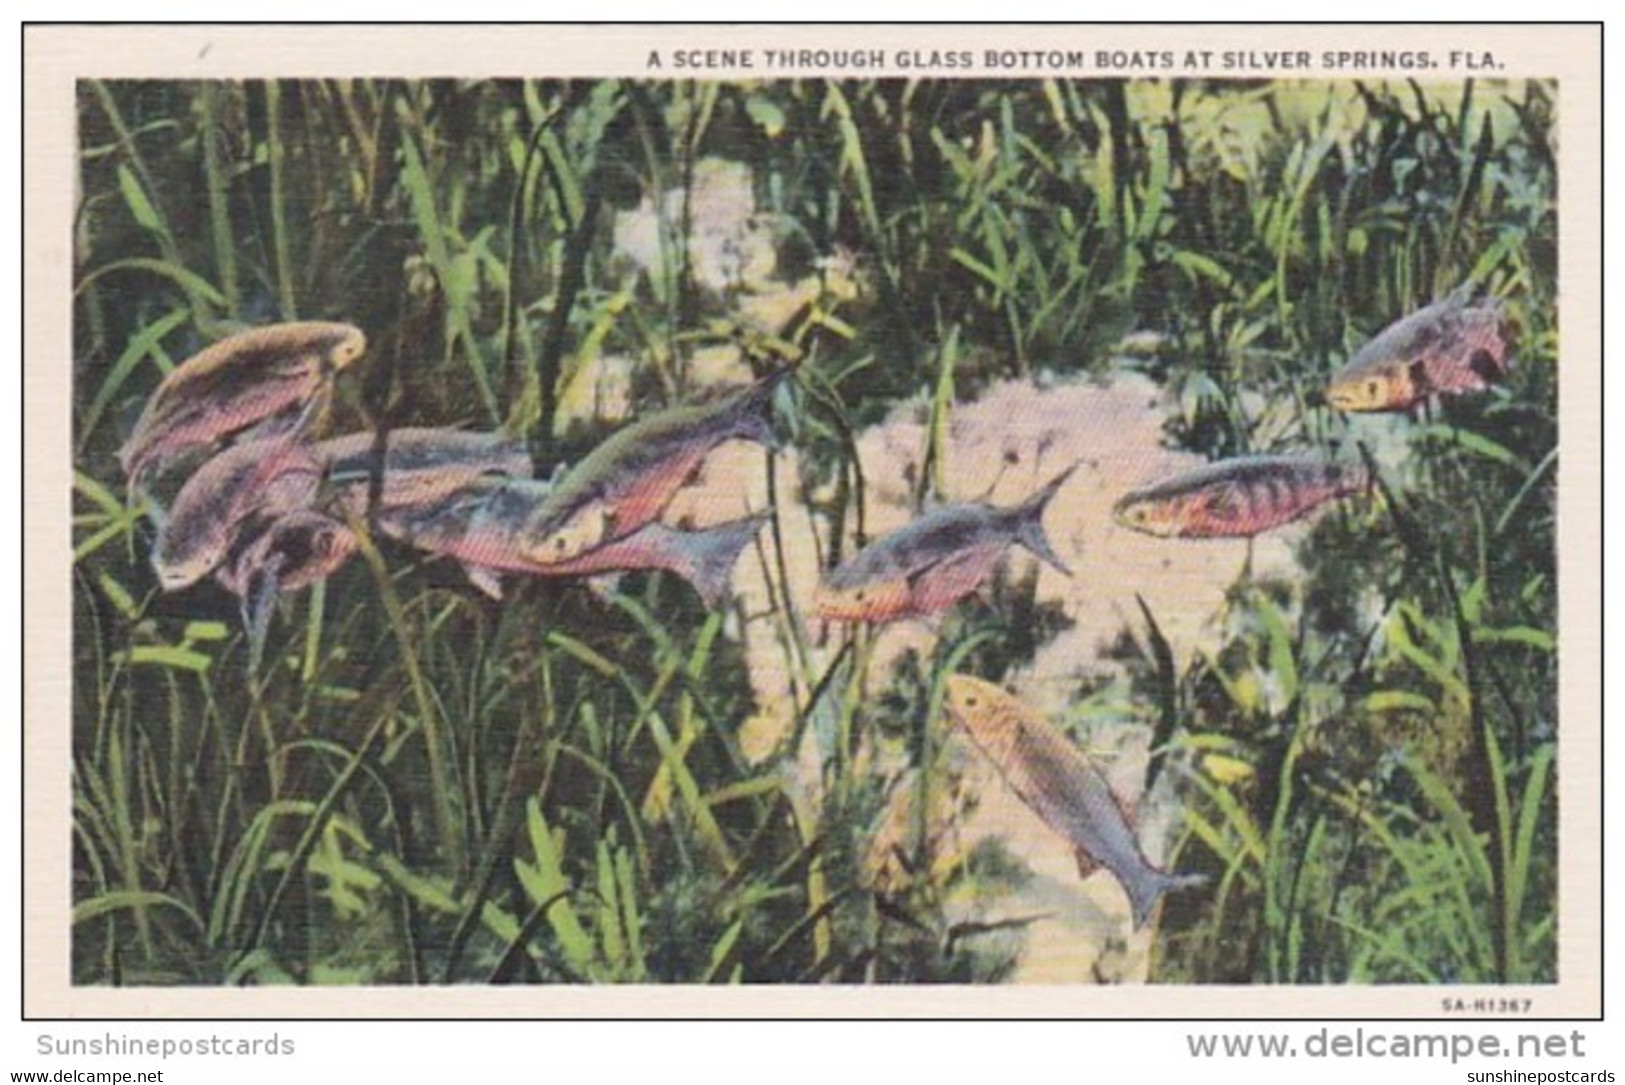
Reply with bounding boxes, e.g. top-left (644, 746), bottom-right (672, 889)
top-left (903, 612), bottom-right (947, 637)
top-left (461, 562), bottom-right (505, 600)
